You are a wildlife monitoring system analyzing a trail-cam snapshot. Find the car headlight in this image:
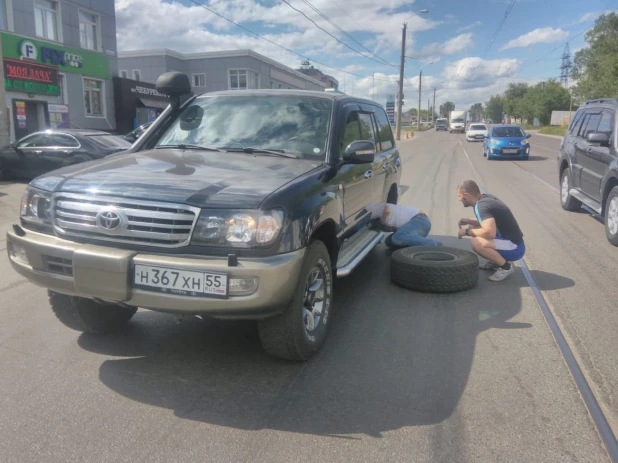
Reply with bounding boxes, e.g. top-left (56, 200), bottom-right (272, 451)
top-left (20, 187), bottom-right (53, 227)
top-left (521, 139), bottom-right (529, 145)
top-left (489, 138), bottom-right (499, 145)
top-left (191, 209), bottom-right (284, 247)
